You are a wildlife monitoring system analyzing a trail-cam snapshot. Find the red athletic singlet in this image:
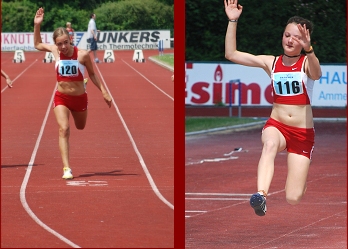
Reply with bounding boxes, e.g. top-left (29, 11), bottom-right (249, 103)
top-left (55, 46), bottom-right (84, 82)
top-left (271, 55), bottom-right (314, 105)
